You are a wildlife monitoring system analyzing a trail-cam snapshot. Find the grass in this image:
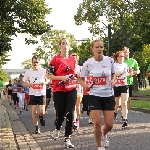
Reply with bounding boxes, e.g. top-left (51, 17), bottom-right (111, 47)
top-left (133, 88), bottom-right (150, 96)
top-left (131, 100), bottom-right (150, 109)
